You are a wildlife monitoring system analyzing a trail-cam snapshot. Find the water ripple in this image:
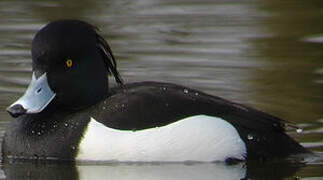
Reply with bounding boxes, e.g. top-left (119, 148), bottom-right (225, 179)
top-left (0, 75), bottom-right (30, 86)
